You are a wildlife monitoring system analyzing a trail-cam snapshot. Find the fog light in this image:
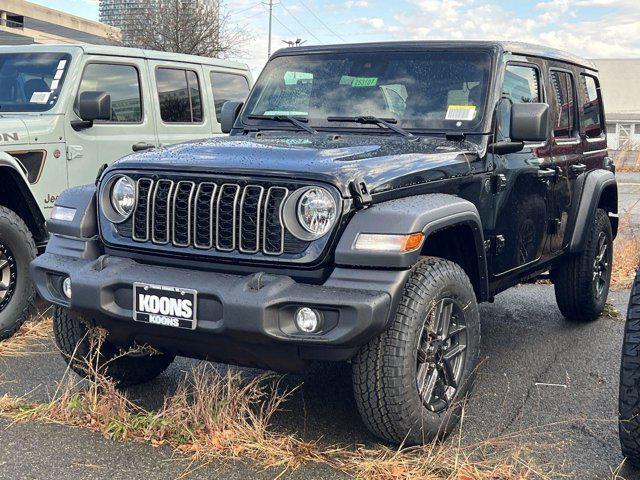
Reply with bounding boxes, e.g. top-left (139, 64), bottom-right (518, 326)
top-left (295, 307), bottom-right (321, 333)
top-left (62, 277), bottom-right (72, 299)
